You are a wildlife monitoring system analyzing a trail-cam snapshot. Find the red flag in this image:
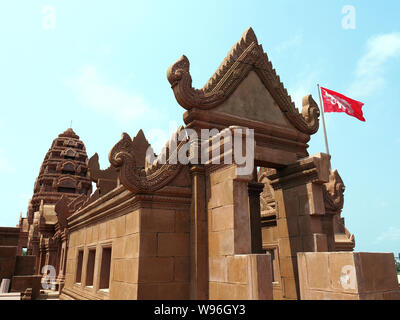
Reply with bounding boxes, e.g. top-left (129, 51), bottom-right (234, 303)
top-left (320, 87), bottom-right (365, 122)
